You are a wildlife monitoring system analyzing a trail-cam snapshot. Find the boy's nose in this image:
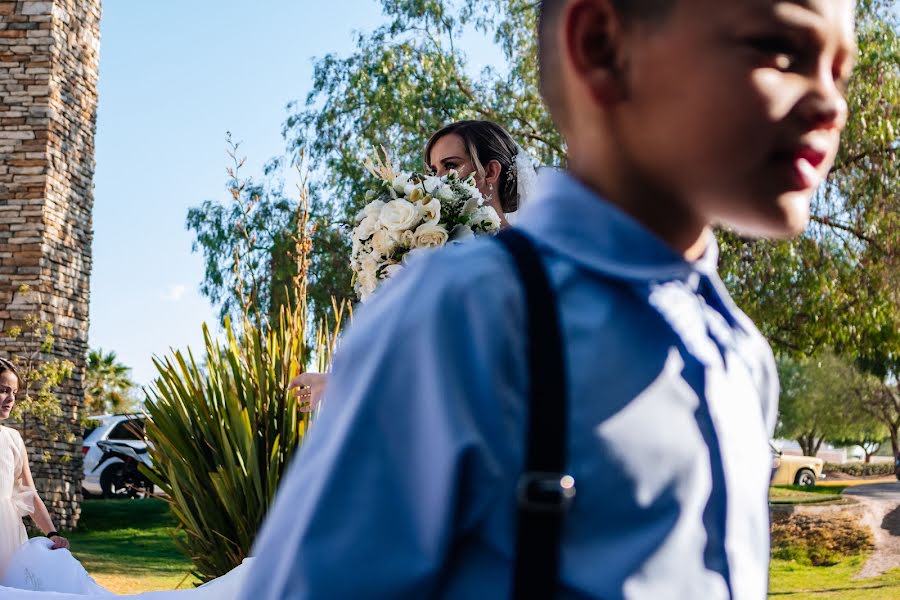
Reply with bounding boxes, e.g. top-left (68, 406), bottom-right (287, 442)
top-left (796, 69), bottom-right (849, 132)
